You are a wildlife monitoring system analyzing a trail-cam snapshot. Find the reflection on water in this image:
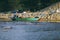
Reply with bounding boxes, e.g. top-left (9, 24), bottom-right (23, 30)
top-left (0, 21), bottom-right (60, 40)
